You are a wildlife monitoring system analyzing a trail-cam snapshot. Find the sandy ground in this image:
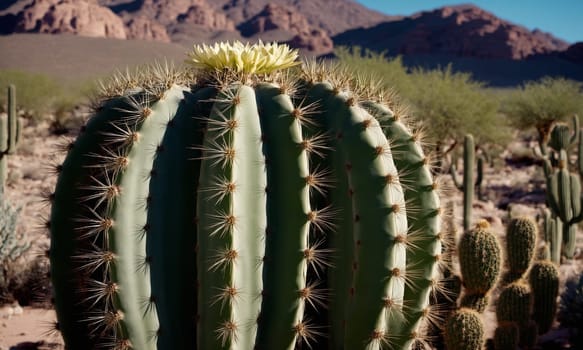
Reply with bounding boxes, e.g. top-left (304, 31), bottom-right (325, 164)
top-left (0, 115), bottom-right (581, 349)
